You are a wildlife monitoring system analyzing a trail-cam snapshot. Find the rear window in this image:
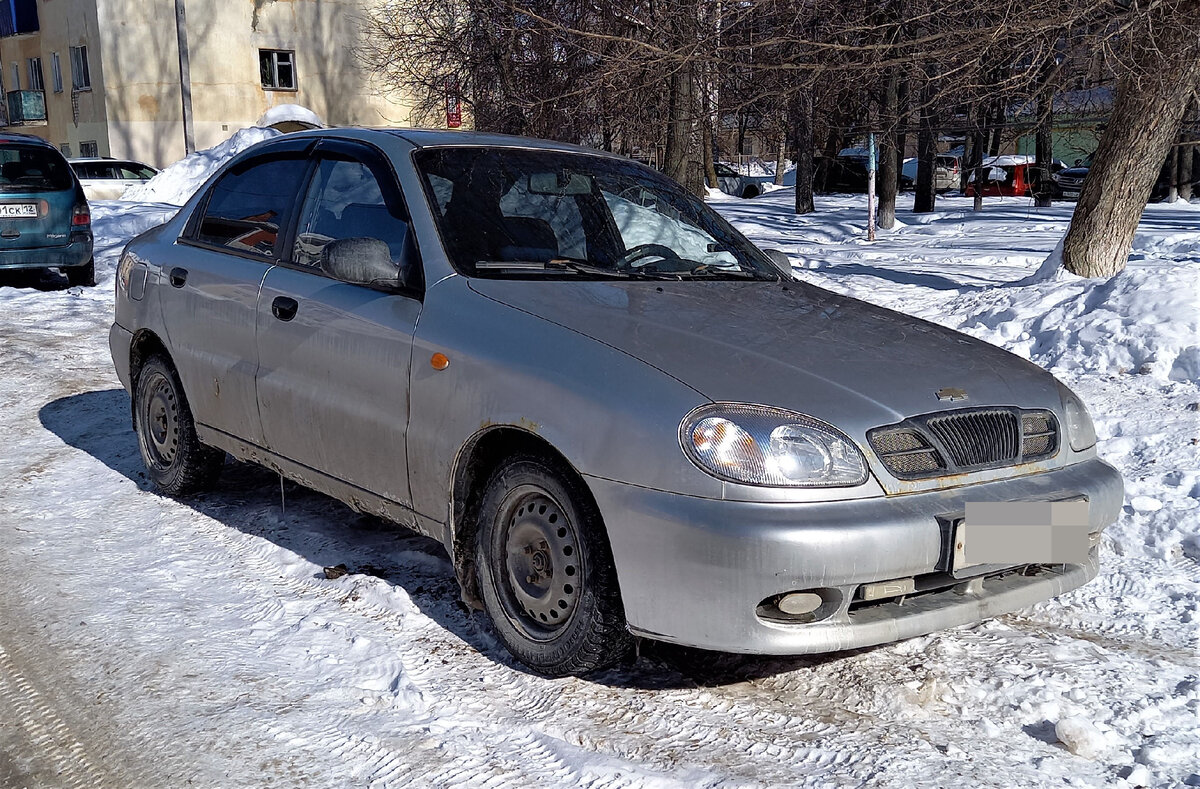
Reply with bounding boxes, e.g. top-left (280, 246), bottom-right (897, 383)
top-left (0, 144), bottom-right (74, 193)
